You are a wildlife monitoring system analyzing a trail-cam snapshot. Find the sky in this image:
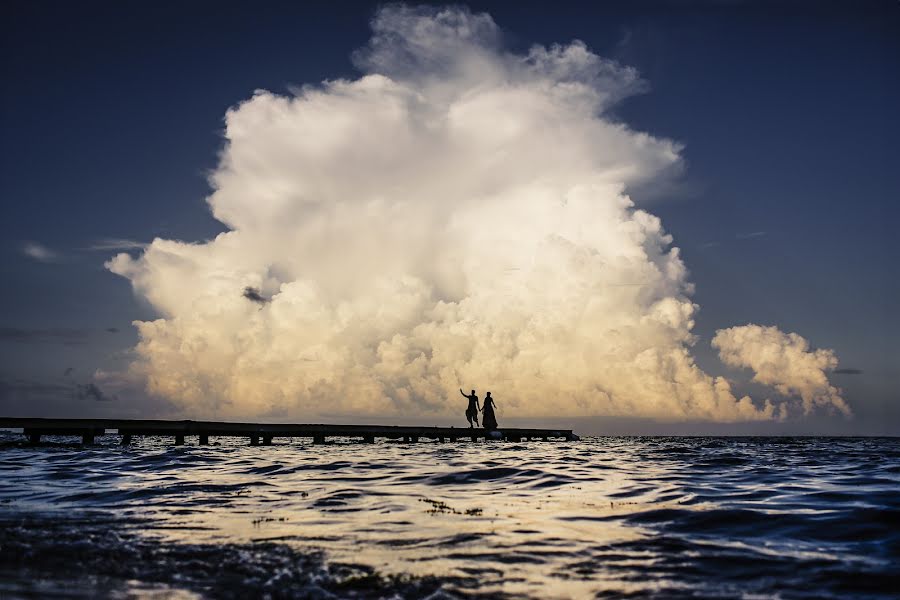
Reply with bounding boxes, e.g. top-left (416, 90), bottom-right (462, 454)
top-left (1, 1), bottom-right (897, 435)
